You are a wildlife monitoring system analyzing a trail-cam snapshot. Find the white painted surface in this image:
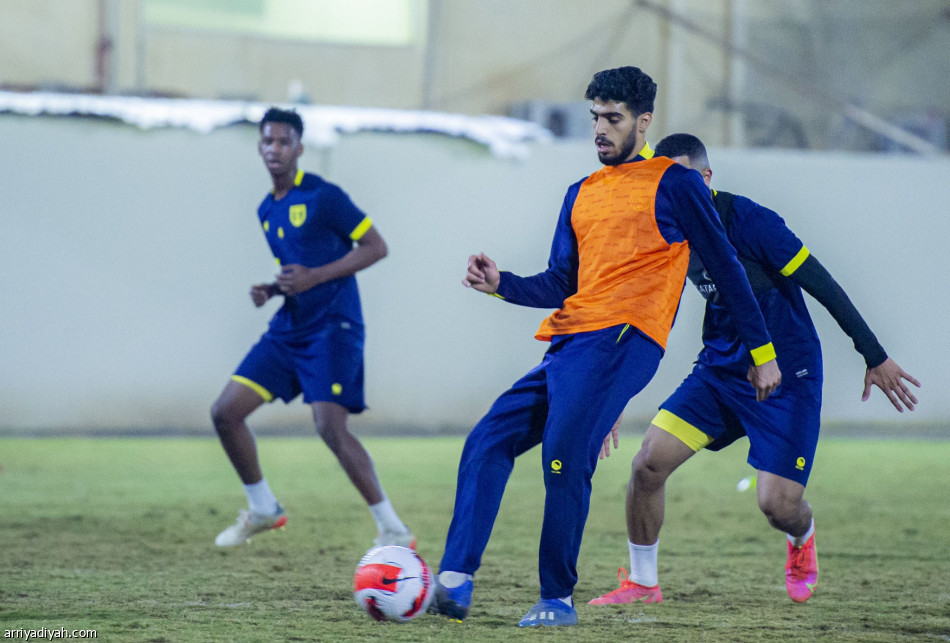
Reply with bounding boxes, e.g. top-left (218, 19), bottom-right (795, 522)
top-left (1, 115), bottom-right (945, 432)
